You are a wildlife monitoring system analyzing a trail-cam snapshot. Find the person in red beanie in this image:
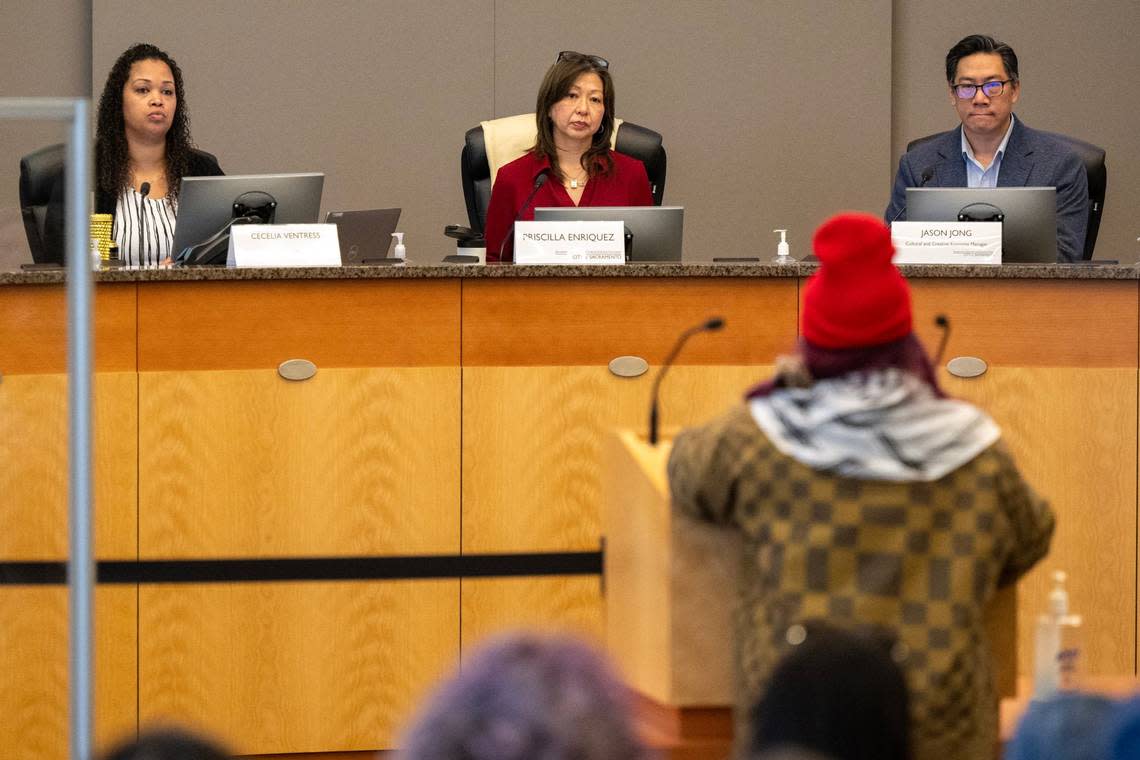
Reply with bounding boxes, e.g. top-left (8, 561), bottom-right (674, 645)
top-left (667, 212), bottom-right (1054, 760)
